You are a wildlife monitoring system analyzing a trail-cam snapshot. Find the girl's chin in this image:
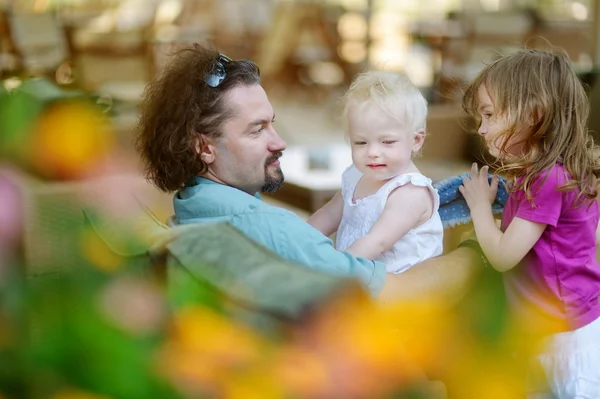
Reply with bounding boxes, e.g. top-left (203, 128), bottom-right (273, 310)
top-left (489, 150), bottom-right (518, 162)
